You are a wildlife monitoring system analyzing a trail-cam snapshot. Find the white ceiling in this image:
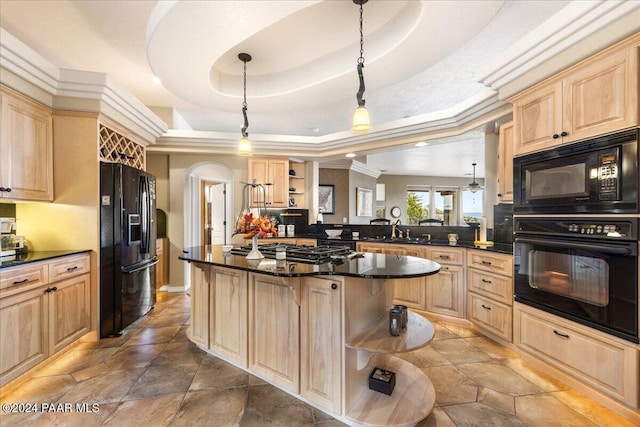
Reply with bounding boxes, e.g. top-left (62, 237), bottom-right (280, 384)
top-left (1, 0), bottom-right (638, 177)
